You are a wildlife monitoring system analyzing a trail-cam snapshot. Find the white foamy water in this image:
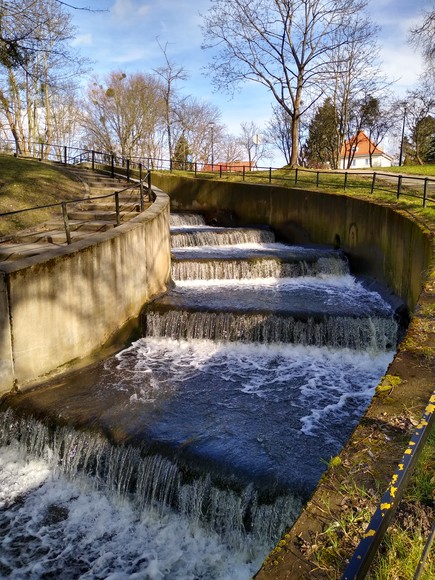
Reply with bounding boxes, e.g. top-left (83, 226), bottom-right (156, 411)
top-left (0, 443), bottom-right (264, 580)
top-left (175, 273), bottom-right (359, 289)
top-left (172, 242), bottom-right (332, 253)
top-left (0, 212), bottom-right (399, 578)
top-left (170, 213), bottom-right (206, 226)
top-left (114, 338), bottom-right (394, 443)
